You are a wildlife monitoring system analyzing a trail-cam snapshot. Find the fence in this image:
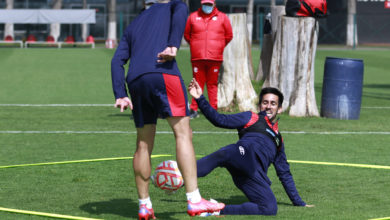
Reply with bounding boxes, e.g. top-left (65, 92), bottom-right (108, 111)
top-left (1, 12), bottom-right (390, 45)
